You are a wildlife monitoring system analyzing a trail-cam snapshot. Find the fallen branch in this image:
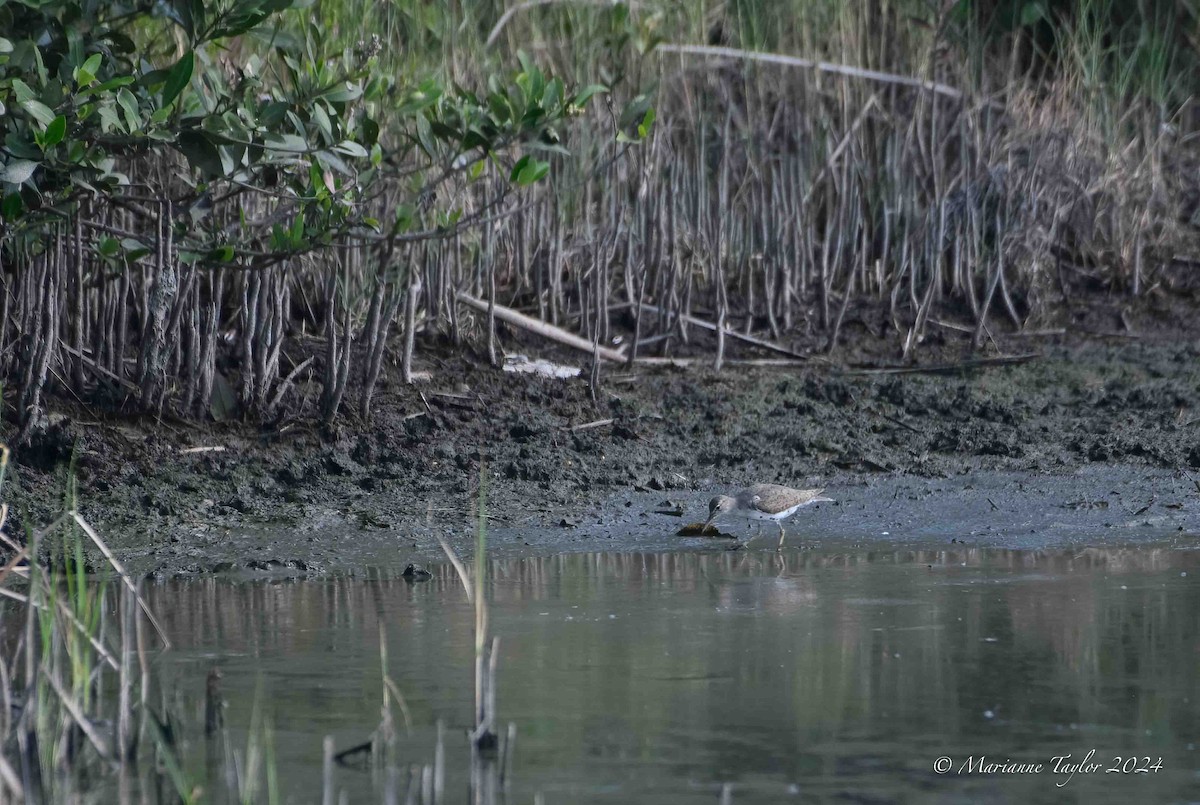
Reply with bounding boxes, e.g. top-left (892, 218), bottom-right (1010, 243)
top-left (656, 44), bottom-right (968, 101)
top-left (456, 292), bottom-right (627, 362)
top-left (839, 353), bottom-right (1041, 375)
top-left (435, 533), bottom-right (474, 605)
top-left (635, 305), bottom-right (818, 361)
top-left (631, 357), bottom-right (812, 367)
top-left (566, 418), bottom-right (614, 431)
top-left (72, 512), bottom-right (171, 649)
top-left (60, 344), bottom-right (140, 393)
